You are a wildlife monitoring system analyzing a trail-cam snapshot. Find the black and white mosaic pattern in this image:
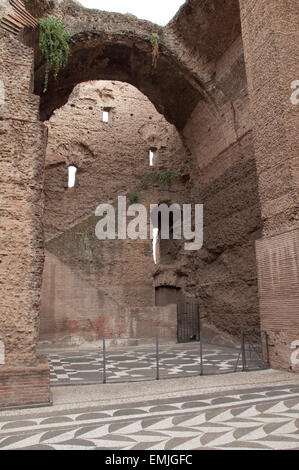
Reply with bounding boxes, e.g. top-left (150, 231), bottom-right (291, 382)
top-left (0, 385), bottom-right (298, 450)
top-left (48, 343), bottom-right (265, 387)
